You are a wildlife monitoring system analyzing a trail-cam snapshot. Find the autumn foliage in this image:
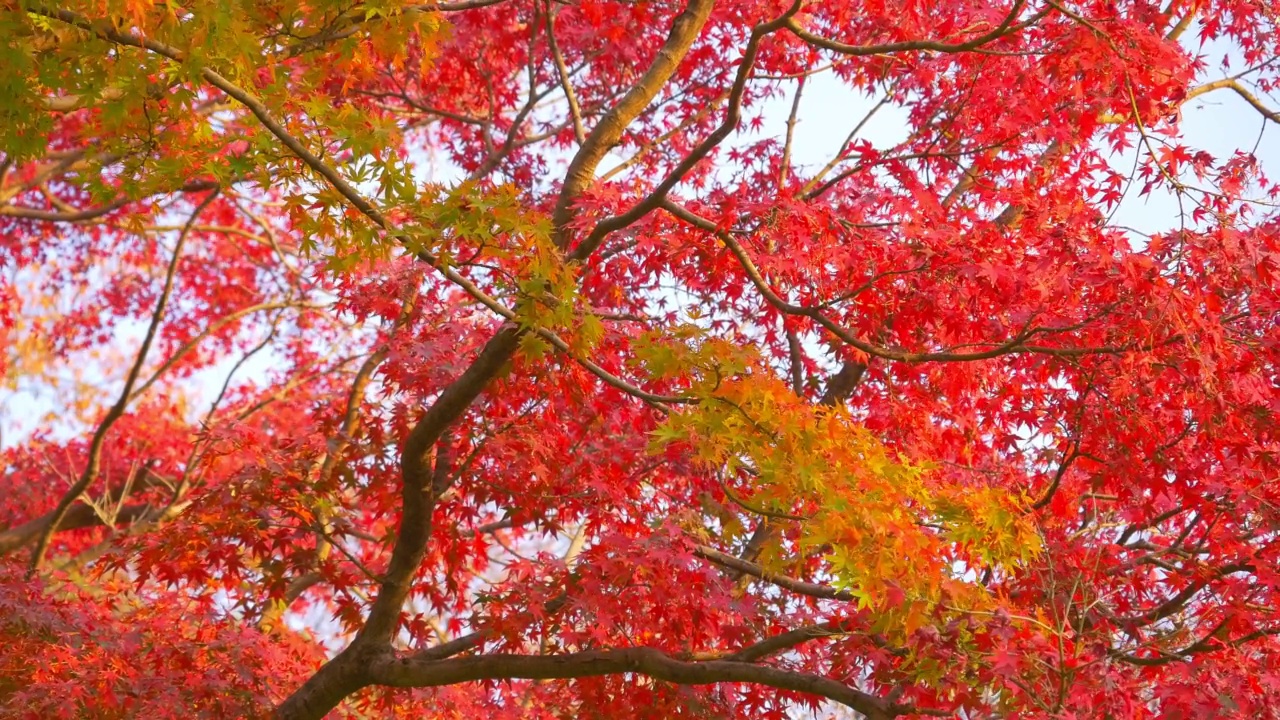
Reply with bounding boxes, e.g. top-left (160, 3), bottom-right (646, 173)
top-left (1, 0), bottom-right (1279, 717)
